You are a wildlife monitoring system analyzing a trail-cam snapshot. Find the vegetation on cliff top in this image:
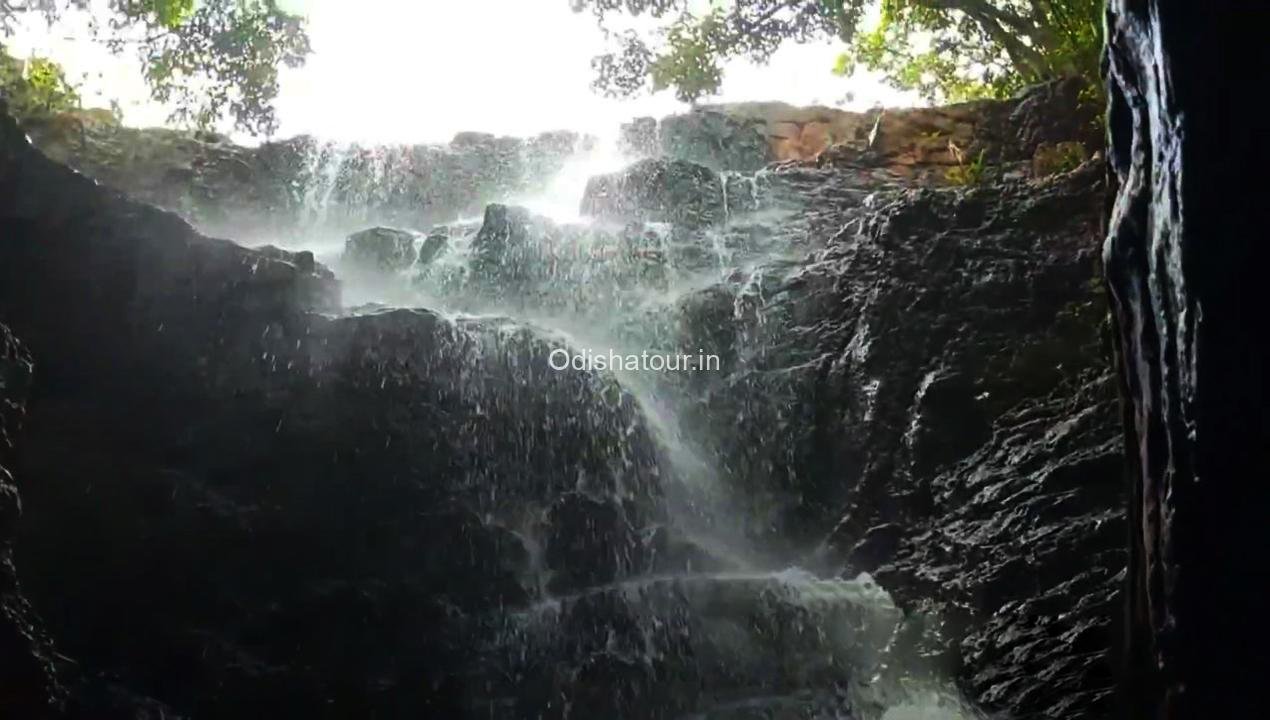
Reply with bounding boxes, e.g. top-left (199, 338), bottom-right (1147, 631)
top-left (0, 48), bottom-right (79, 118)
top-left (575, 0), bottom-right (1103, 103)
top-left (0, 0), bottom-right (308, 134)
top-left (1, 1), bottom-right (1103, 135)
